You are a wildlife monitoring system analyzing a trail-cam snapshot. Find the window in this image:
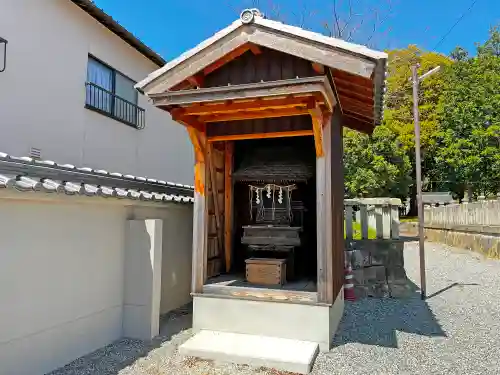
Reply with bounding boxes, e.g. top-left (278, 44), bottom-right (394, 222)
top-left (85, 56), bottom-right (145, 129)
